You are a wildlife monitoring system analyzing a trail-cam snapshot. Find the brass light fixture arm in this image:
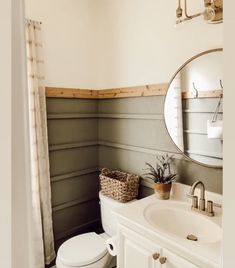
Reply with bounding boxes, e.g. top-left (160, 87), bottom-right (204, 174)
top-left (176, 0), bottom-right (183, 18)
top-left (184, 0), bottom-right (203, 19)
top-left (176, 0), bottom-right (223, 24)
